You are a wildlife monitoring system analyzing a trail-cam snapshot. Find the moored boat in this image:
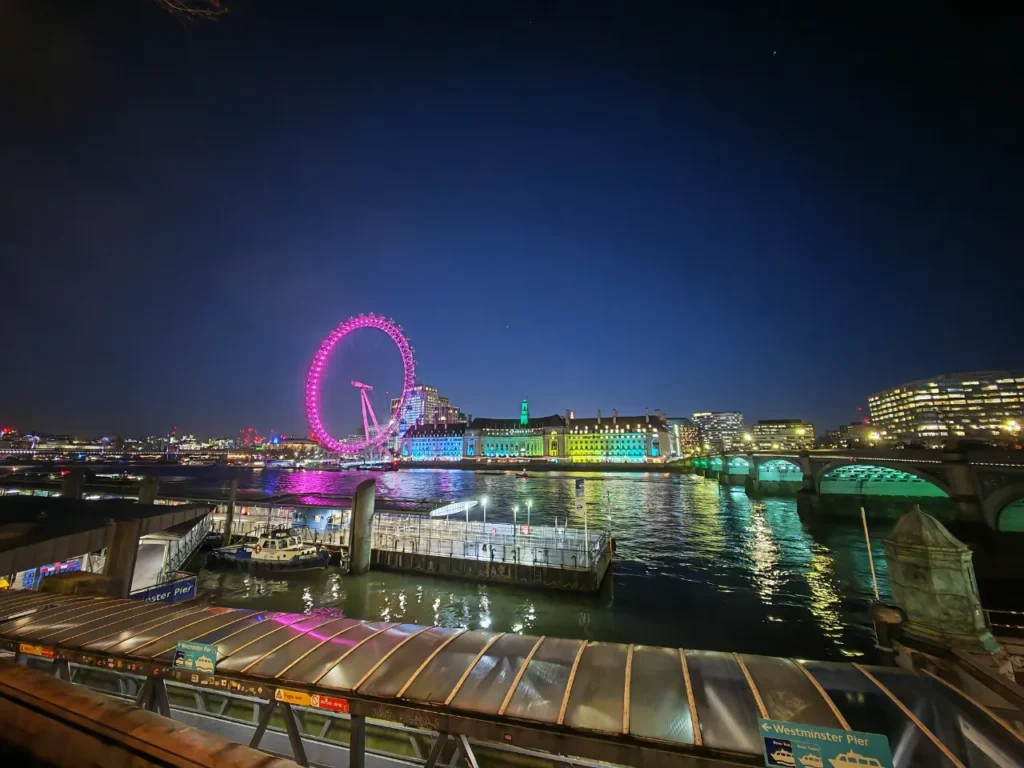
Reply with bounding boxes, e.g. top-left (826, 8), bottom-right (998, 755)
top-left (206, 529), bottom-right (330, 572)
